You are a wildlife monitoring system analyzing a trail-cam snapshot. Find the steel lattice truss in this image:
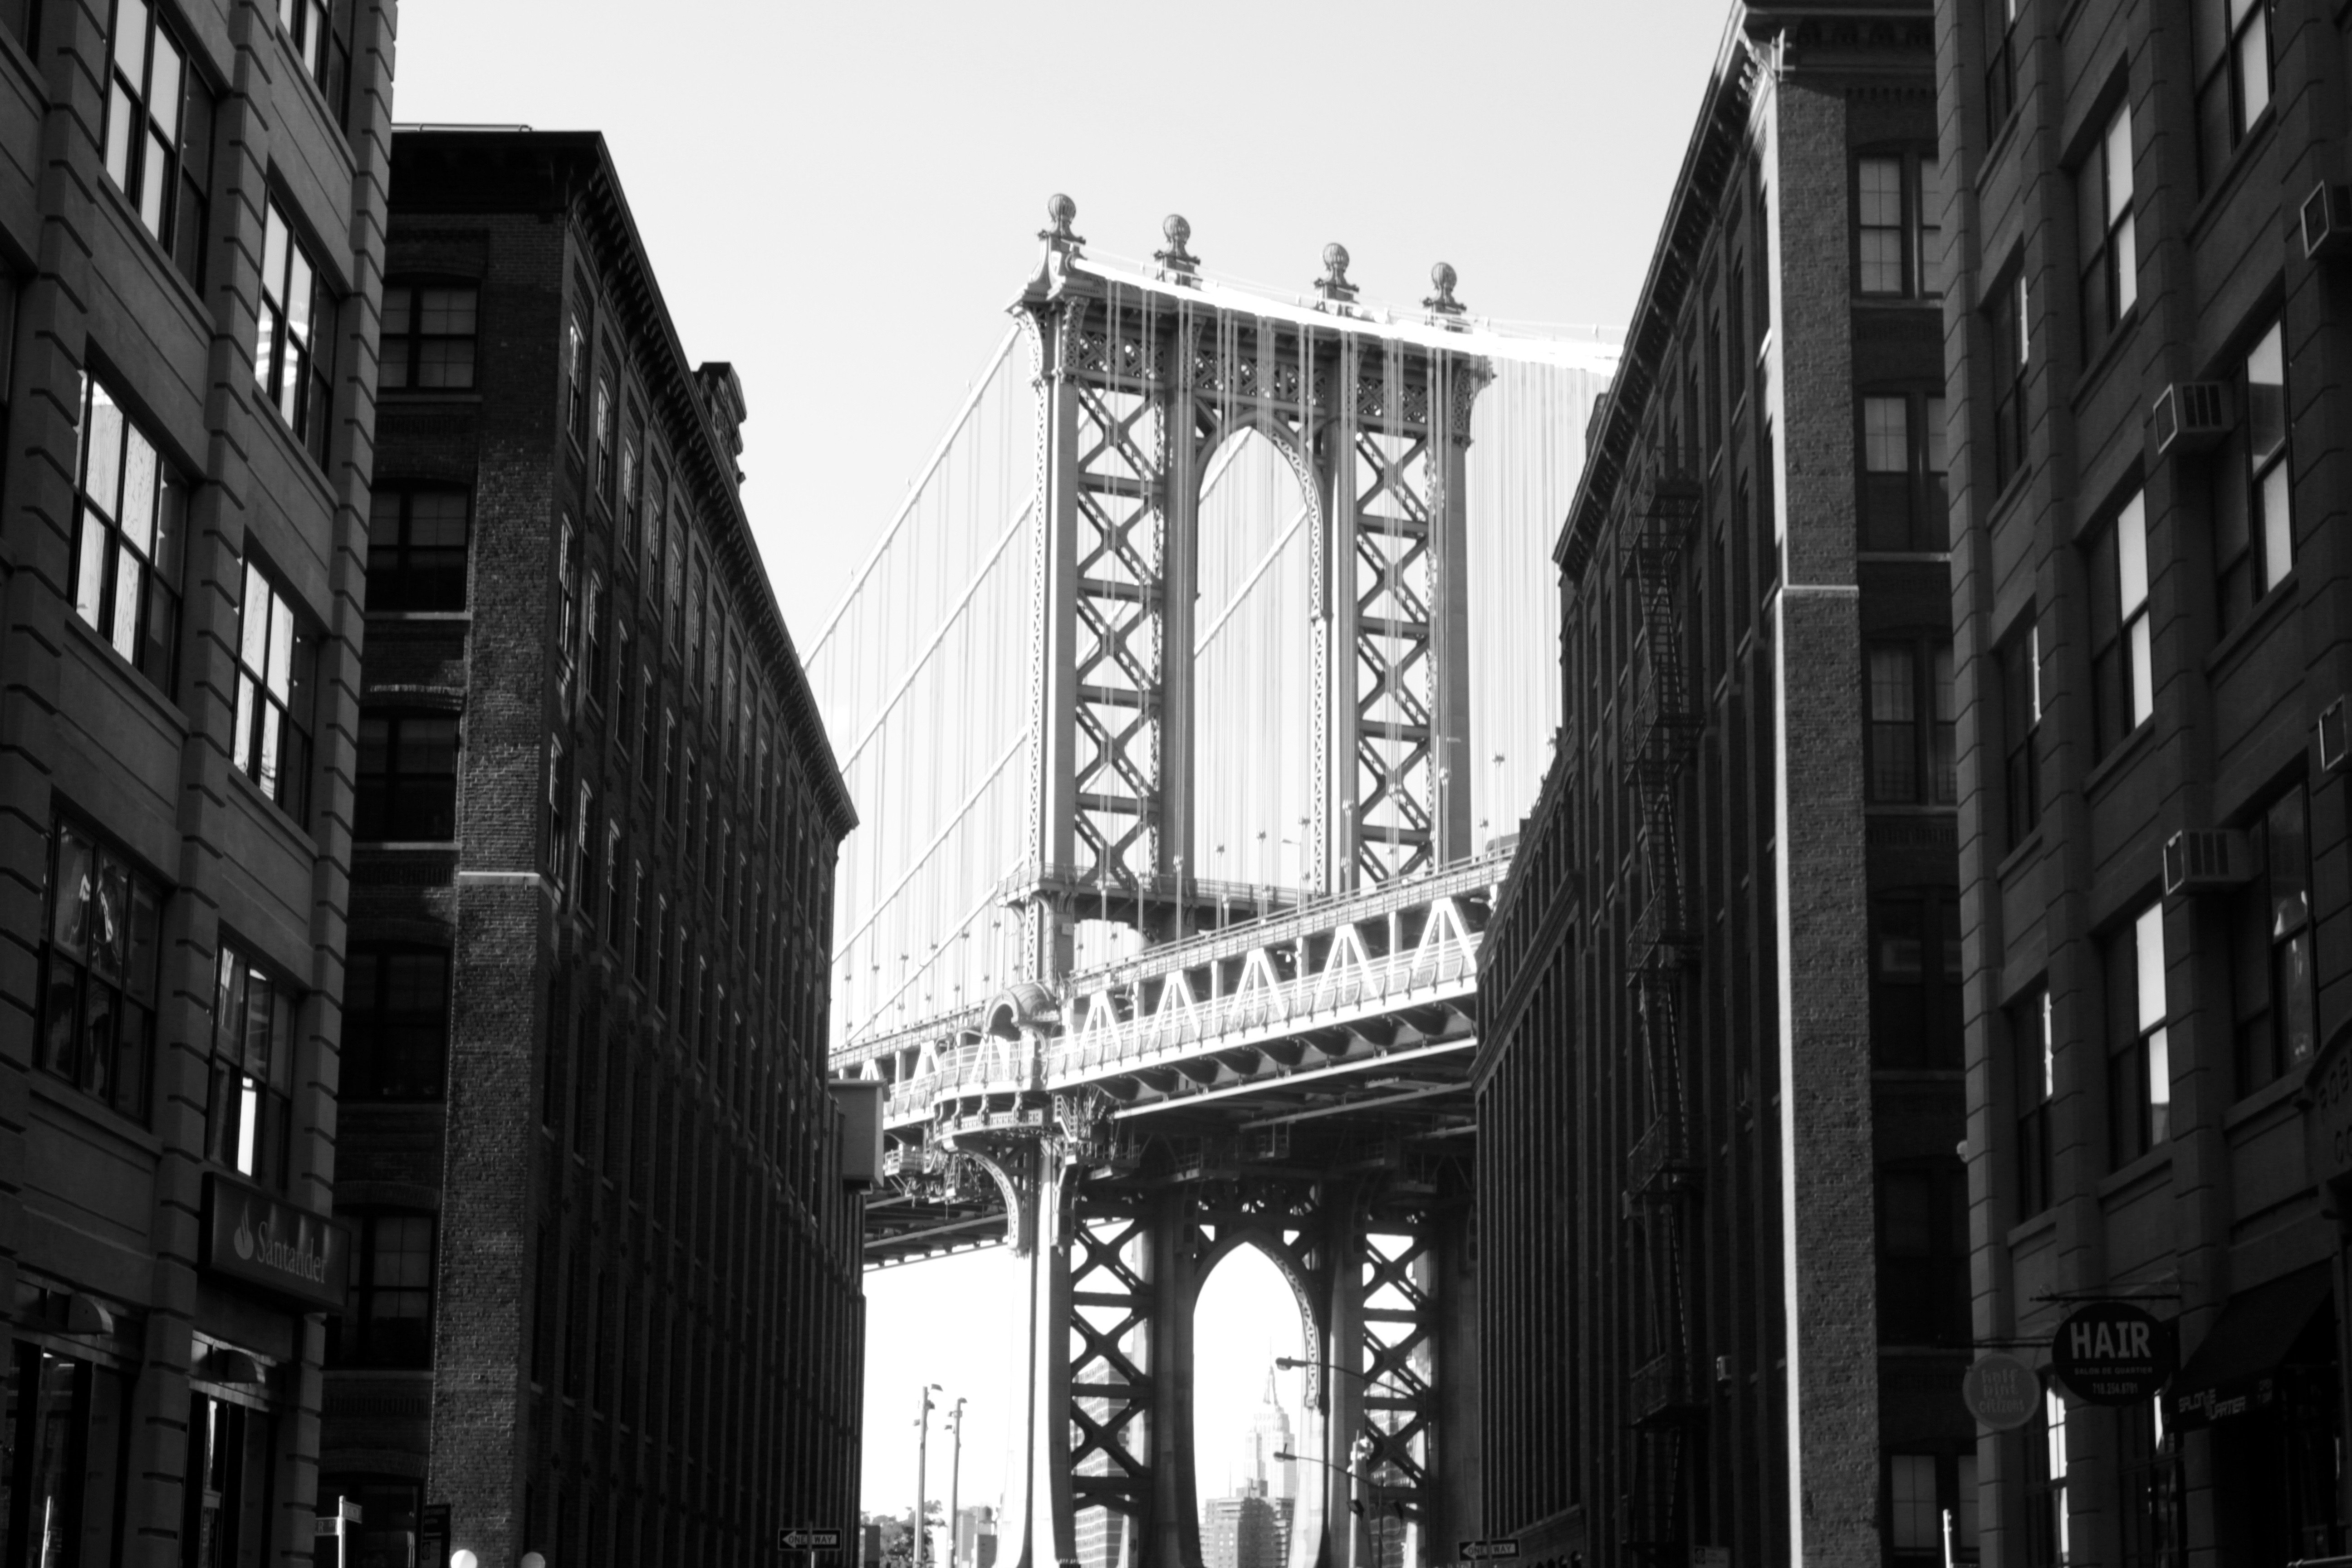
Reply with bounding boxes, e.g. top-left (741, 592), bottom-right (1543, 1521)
top-left (1351, 423), bottom-right (1440, 883)
top-left (1069, 1207), bottom-right (1155, 1525)
top-left (1070, 374), bottom-right (1169, 887)
top-left (1358, 1223), bottom-right (1435, 1532)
